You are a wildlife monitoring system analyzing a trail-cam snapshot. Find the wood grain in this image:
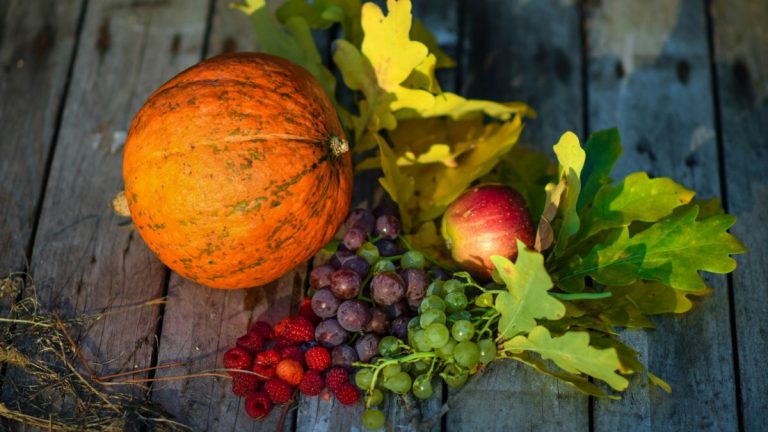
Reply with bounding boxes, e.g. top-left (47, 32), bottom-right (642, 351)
top-left (2, 0), bottom-right (209, 414)
top-left (448, 0), bottom-right (589, 430)
top-left (711, 1), bottom-right (768, 430)
top-left (586, 0), bottom-right (738, 430)
top-left (0, 0), bottom-right (83, 274)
